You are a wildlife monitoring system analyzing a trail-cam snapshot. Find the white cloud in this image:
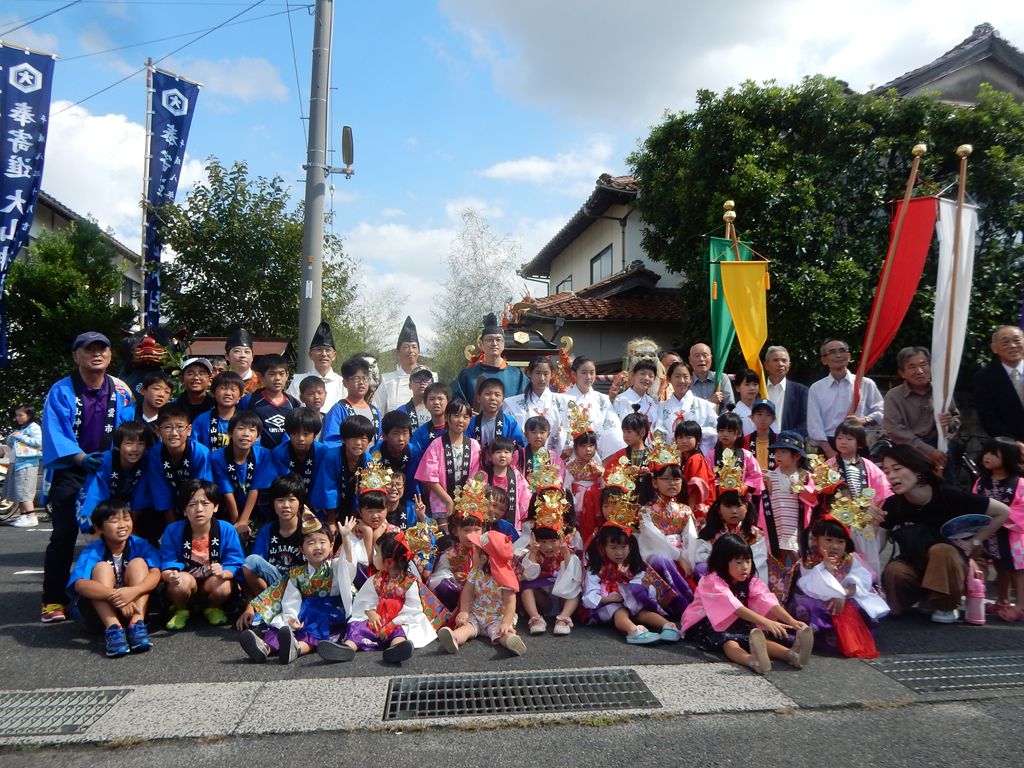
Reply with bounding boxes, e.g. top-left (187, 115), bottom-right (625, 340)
top-left (439, 0), bottom-right (1024, 128)
top-left (479, 134), bottom-right (614, 195)
top-left (381, 208), bottom-right (405, 217)
top-left (42, 101), bottom-right (205, 248)
top-left (444, 196), bottom-right (505, 220)
top-left (164, 57), bottom-right (288, 103)
top-left (0, 15), bottom-right (58, 53)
